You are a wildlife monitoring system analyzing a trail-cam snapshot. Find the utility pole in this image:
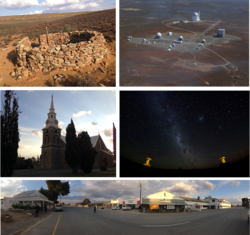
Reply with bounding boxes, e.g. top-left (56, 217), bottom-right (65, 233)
top-left (138, 181), bottom-right (142, 204)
